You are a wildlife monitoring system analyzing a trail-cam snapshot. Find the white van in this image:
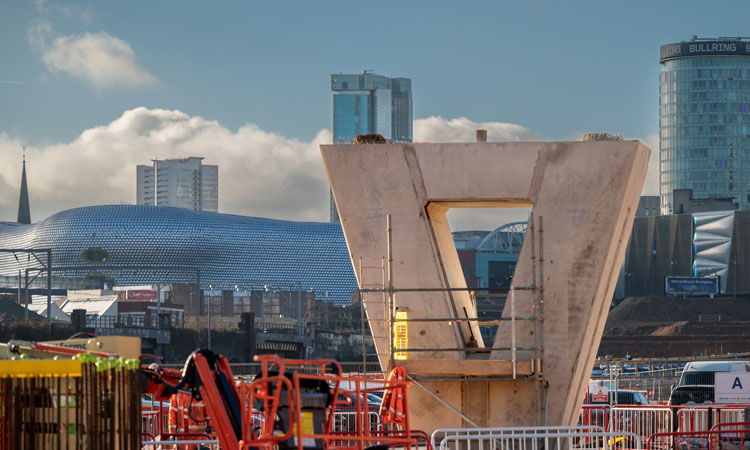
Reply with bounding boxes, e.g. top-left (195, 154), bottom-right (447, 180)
top-left (668, 361), bottom-right (750, 405)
